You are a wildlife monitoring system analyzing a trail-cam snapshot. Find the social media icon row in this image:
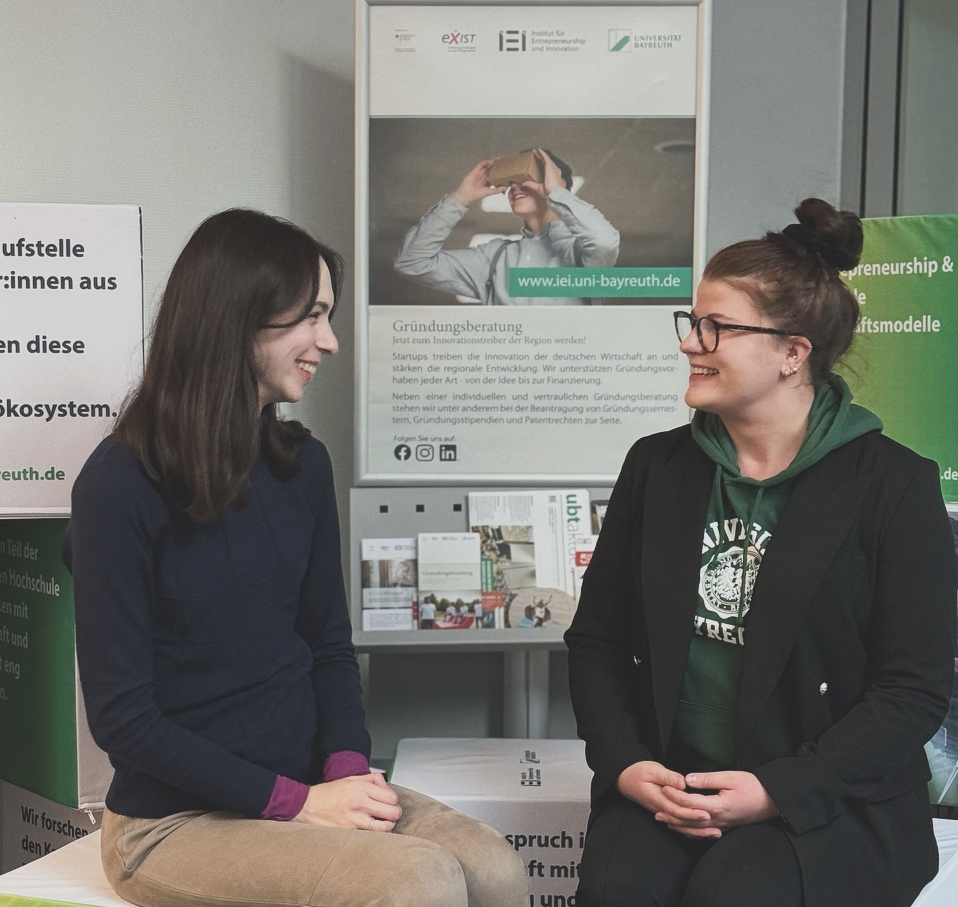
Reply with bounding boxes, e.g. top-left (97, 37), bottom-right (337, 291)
top-left (393, 444), bottom-right (458, 462)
